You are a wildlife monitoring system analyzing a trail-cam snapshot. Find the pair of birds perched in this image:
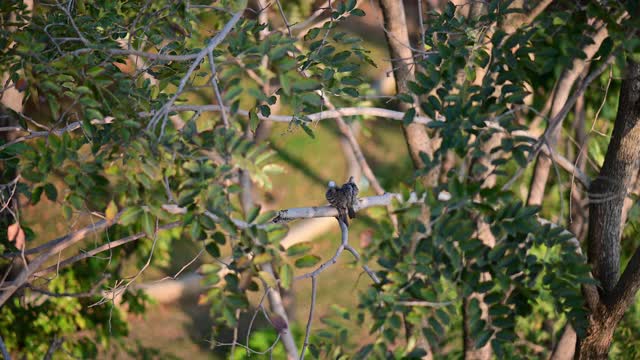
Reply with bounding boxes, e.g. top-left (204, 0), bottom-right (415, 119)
top-left (325, 176), bottom-right (359, 226)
